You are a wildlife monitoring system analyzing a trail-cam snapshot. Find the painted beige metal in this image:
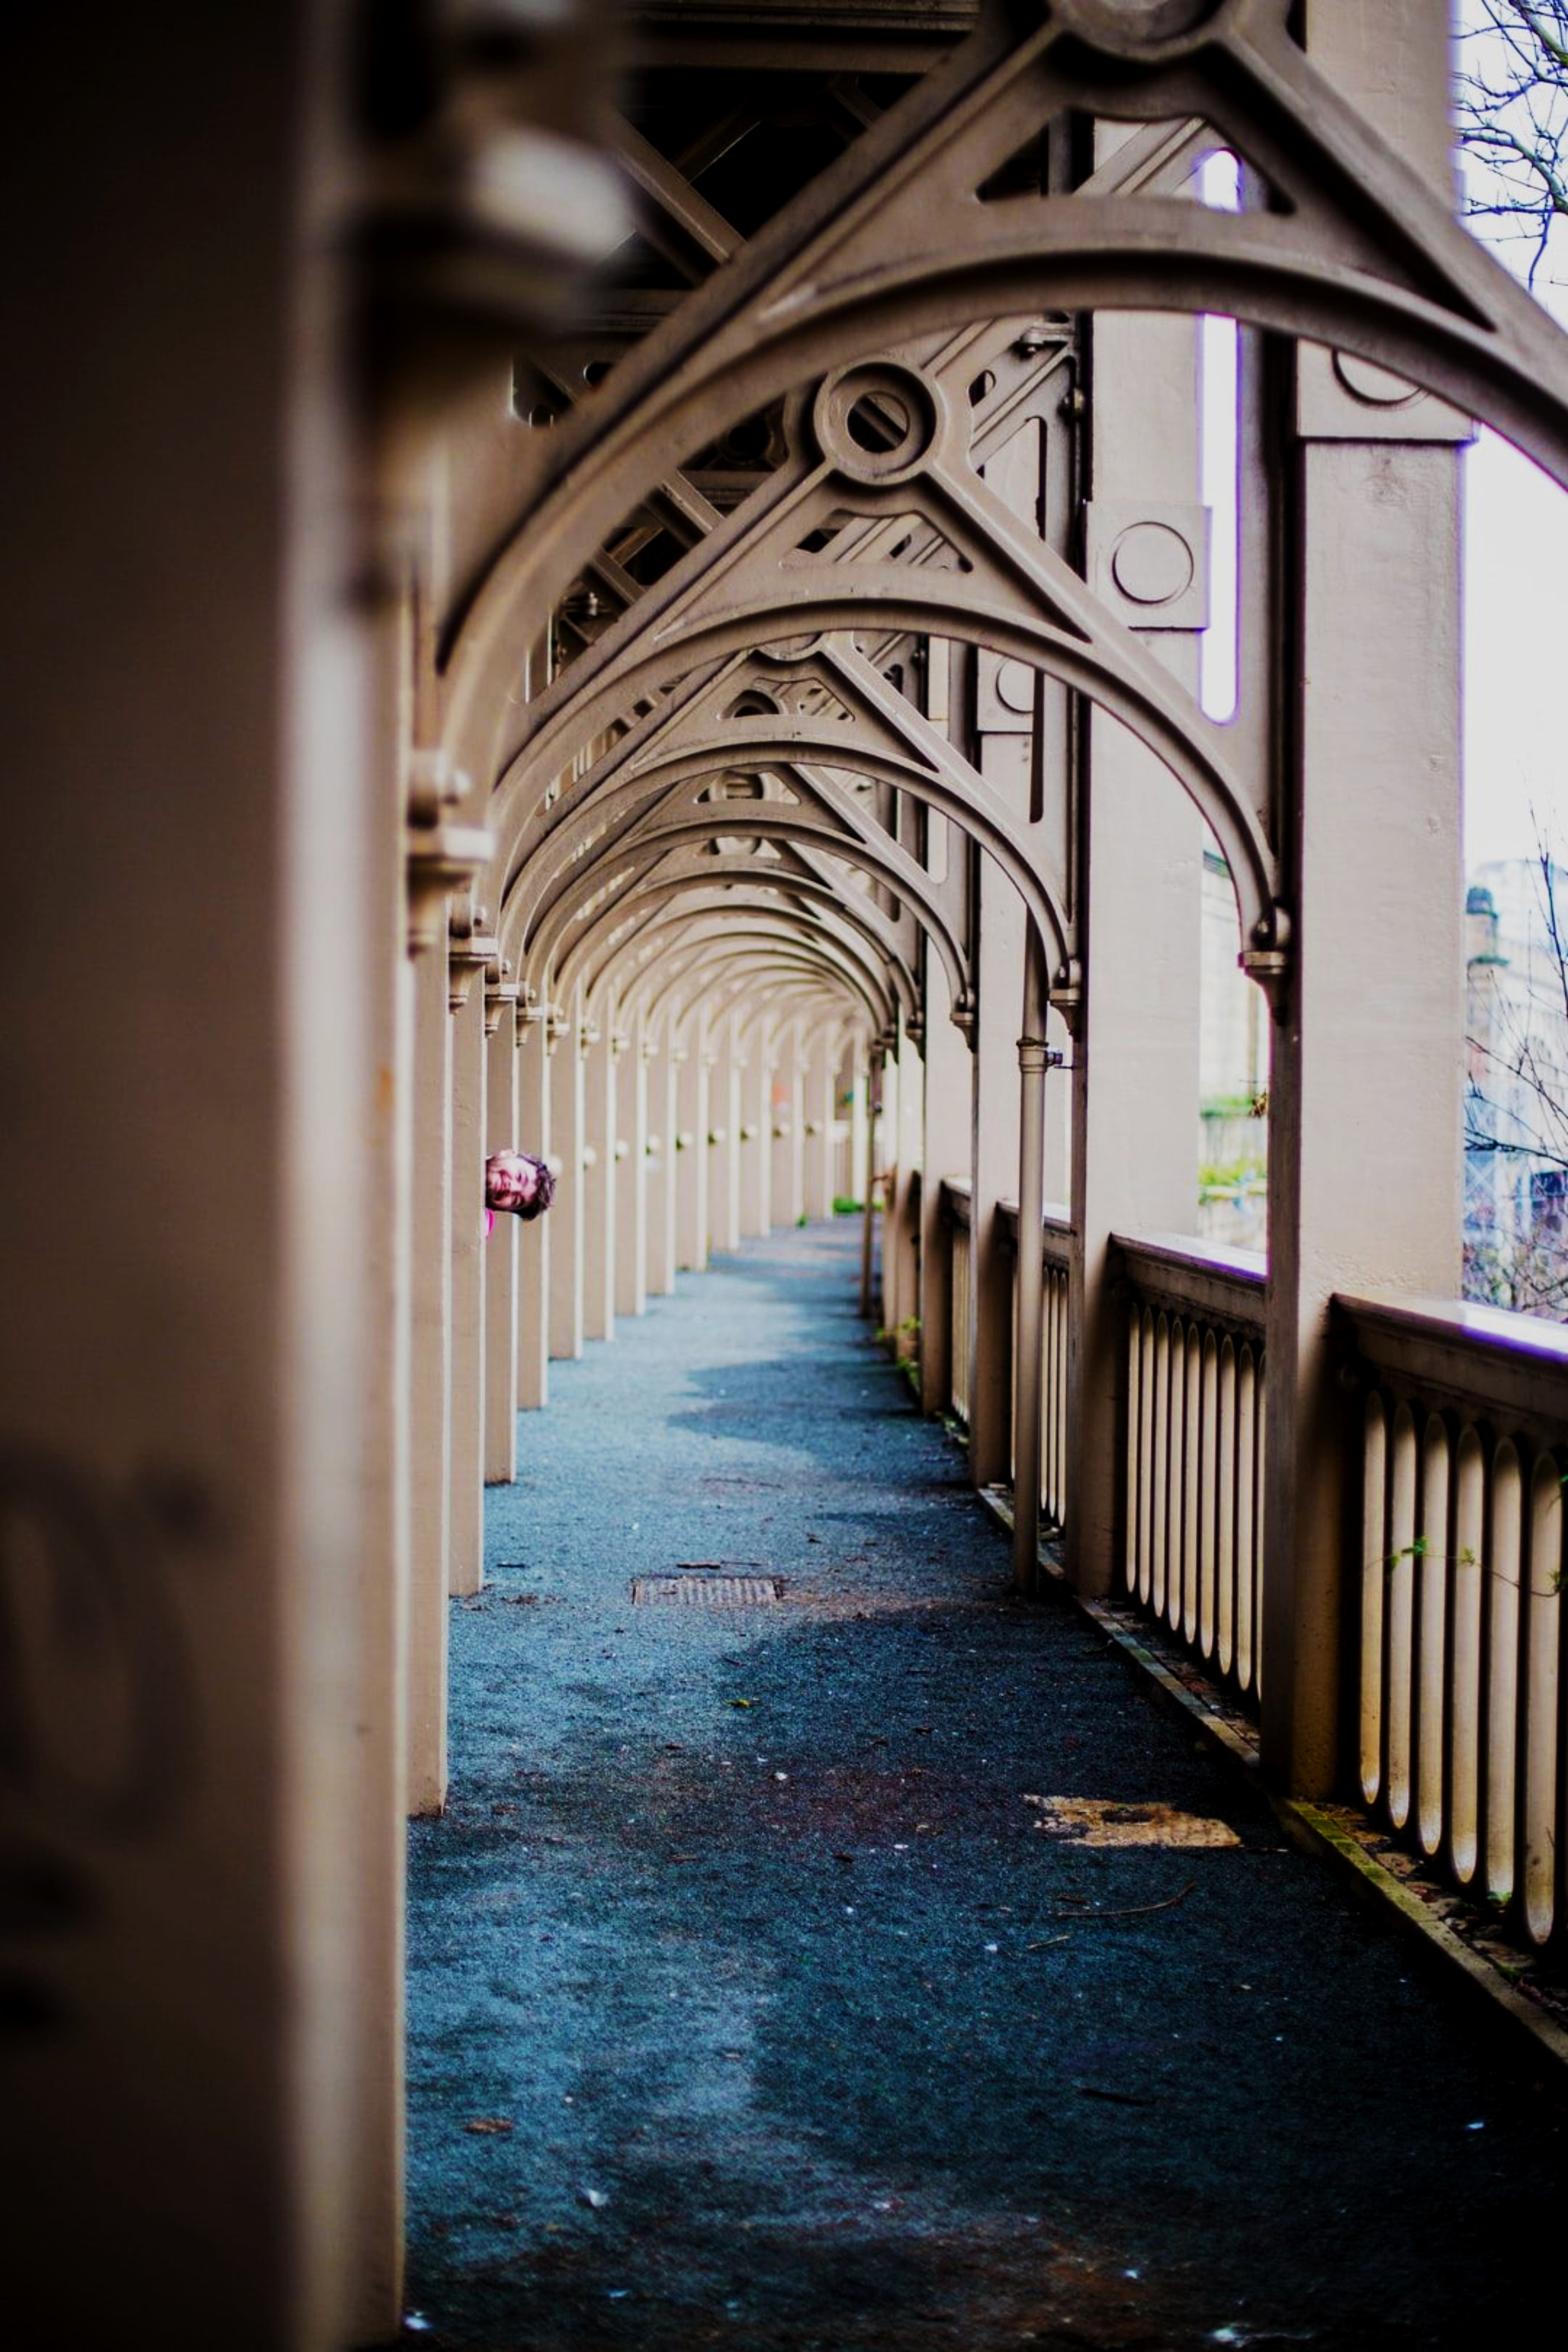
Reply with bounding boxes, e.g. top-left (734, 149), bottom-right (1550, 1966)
top-left (1066, 304), bottom-right (1207, 1600)
top-left (968, 723), bottom-right (1032, 1485)
top-left (1119, 1233), bottom-right (1268, 1704)
top-left (549, 991), bottom-right (588, 1361)
top-left (0, 7), bottom-right (425, 2341)
top-left (516, 1014), bottom-right (554, 1411)
top-left (945, 1180), bottom-right (976, 1426)
top-left (410, 944), bottom-right (454, 1814)
top-left (676, 1018), bottom-right (713, 1270)
top-left (648, 1013), bottom-right (682, 1296)
top-left (920, 958), bottom-right (969, 1417)
top-left (24, 4), bottom-right (1568, 2341)
top-left (443, 0), bottom-right (1568, 806)
top-left (448, 979), bottom-right (488, 1595)
top-left (1256, 0), bottom-right (1464, 1802)
top-left (772, 1019), bottom-right (809, 1230)
top-left (1343, 1291), bottom-right (1568, 1949)
top-left (584, 1021), bottom-right (619, 1342)
top-left (485, 997), bottom-right (521, 1483)
top-left (617, 1006), bottom-right (652, 1315)
top-left (1012, 1018), bottom-right (1054, 1589)
top-left (1040, 1220), bottom-right (1073, 1533)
